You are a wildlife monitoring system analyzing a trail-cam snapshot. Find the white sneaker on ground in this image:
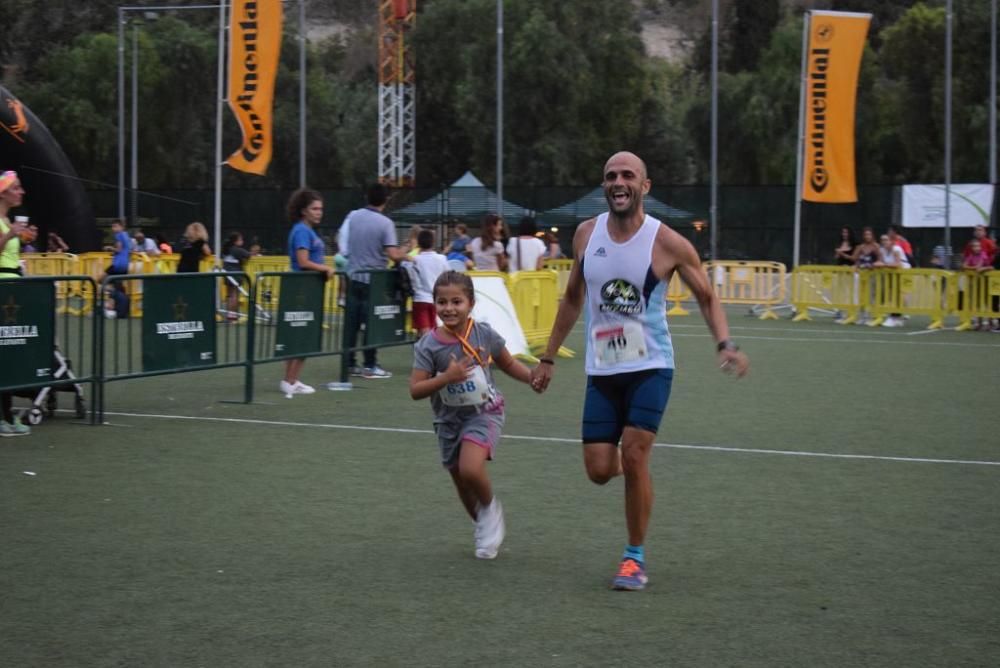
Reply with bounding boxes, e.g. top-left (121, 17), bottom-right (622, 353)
top-left (279, 380), bottom-right (295, 394)
top-left (475, 498), bottom-right (505, 560)
top-left (362, 366), bottom-right (392, 379)
top-left (348, 366), bottom-right (365, 377)
top-left (292, 381), bottom-right (316, 394)
top-left (881, 316), bottom-right (903, 328)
